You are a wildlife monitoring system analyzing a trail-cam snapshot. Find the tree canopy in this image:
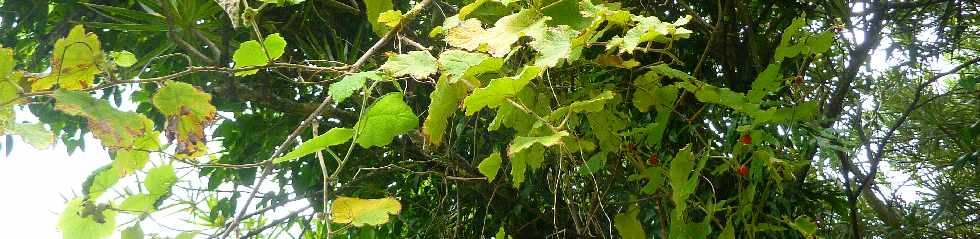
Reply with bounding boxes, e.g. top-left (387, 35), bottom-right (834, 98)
top-left (0, 0), bottom-right (978, 238)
